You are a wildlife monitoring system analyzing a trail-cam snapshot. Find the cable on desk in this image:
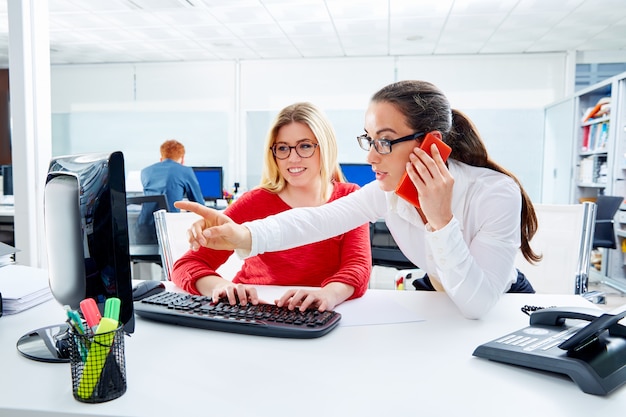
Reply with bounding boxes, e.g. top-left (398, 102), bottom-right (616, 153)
top-left (520, 305), bottom-right (555, 316)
